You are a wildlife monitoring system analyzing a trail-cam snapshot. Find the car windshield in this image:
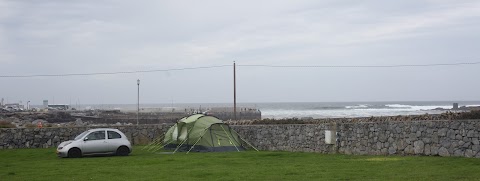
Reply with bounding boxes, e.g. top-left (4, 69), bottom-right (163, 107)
top-left (74, 131), bottom-right (90, 140)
